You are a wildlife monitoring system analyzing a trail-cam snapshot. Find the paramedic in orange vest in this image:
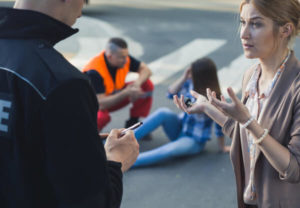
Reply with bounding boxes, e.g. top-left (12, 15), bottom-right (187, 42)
top-left (83, 37), bottom-right (154, 131)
